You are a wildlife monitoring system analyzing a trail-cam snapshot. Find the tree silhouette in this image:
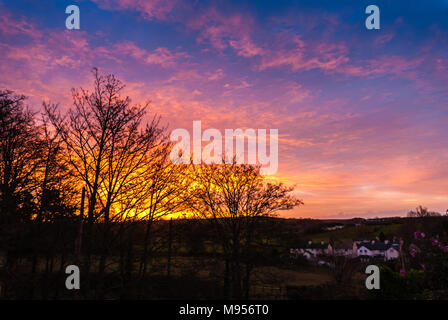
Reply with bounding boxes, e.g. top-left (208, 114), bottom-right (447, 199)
top-left (0, 70), bottom-right (307, 300)
top-left (408, 205), bottom-right (441, 218)
top-left (45, 68), bottom-right (168, 293)
top-left (0, 90), bottom-right (43, 222)
top-left (187, 160), bottom-right (302, 298)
